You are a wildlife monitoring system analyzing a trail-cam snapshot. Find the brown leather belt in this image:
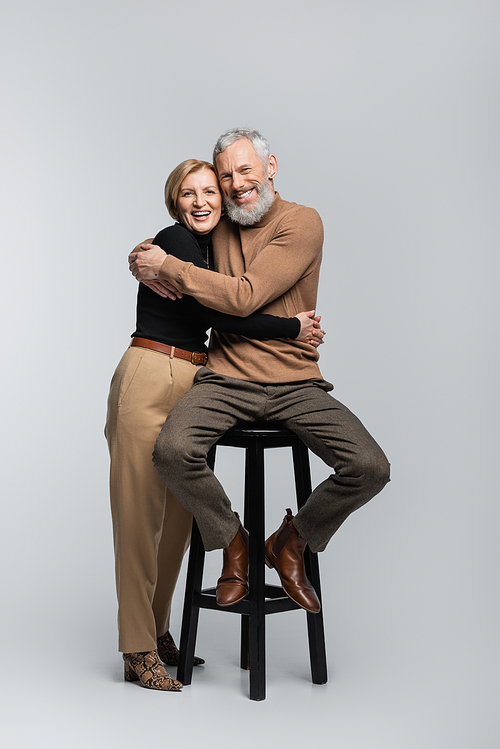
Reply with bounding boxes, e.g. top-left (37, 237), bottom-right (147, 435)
top-left (131, 337), bottom-right (207, 365)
